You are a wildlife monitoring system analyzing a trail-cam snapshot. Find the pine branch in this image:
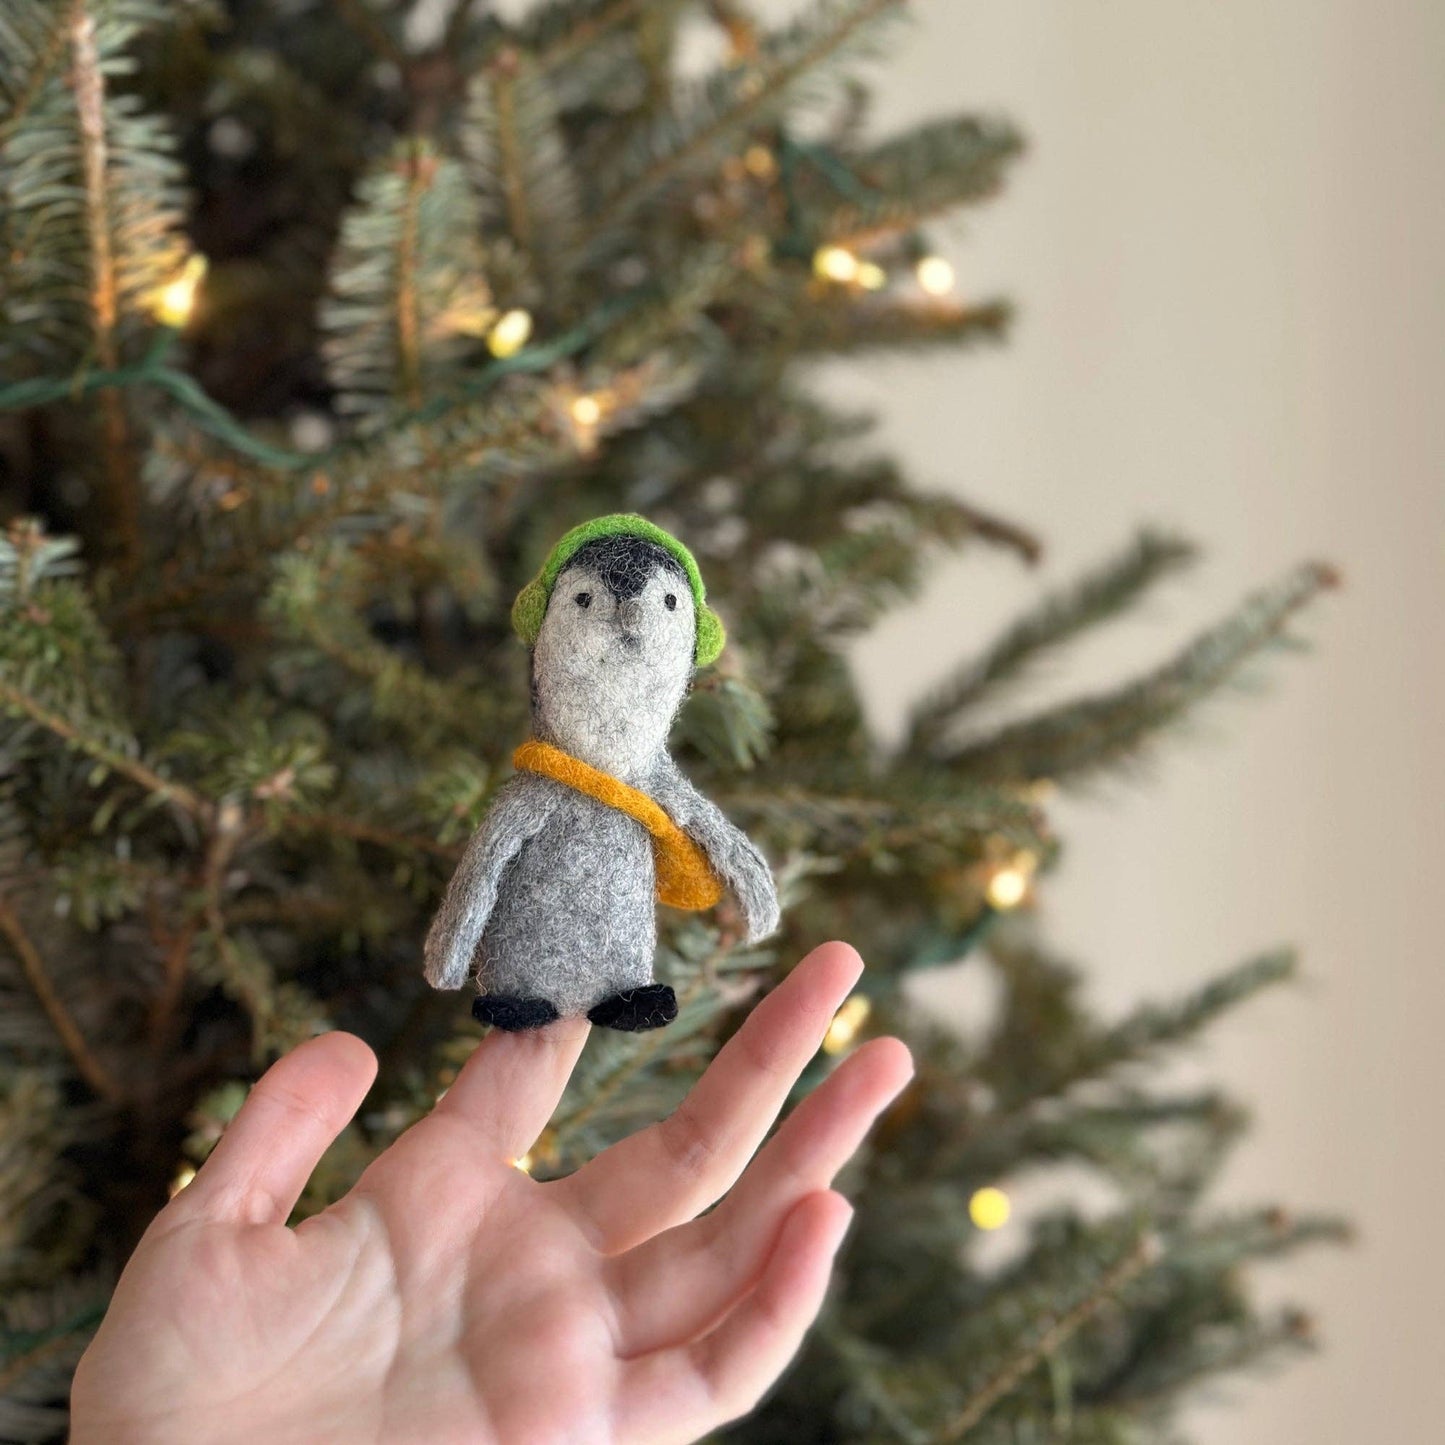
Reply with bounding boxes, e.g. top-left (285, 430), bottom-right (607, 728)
top-left (278, 810), bottom-right (461, 863)
top-left (946, 560), bottom-right (1339, 785)
top-left (1167, 1206), bottom-right (1353, 1275)
top-left (940, 1233), bottom-right (1161, 1440)
top-left (985, 949), bottom-right (1298, 1119)
top-left (140, 383), bottom-right (560, 601)
top-left (68, 9), bottom-right (116, 368)
top-left (908, 530), bottom-right (1199, 754)
top-left (596, 245), bottom-right (738, 364)
top-left (395, 147), bottom-right (426, 408)
top-left (464, 50), bottom-right (581, 297)
top-left (194, 808), bottom-right (326, 1060)
top-left (322, 142), bottom-right (494, 418)
top-left (786, 296), bottom-right (1012, 355)
top-left (71, 6), bottom-right (140, 566)
top-left (0, 677), bottom-right (208, 822)
top-left (590, 0), bottom-right (905, 238)
top-left (933, 494), bottom-right (1042, 566)
top-left (0, 1303), bottom-right (102, 1396)
top-left (0, 2), bottom-right (185, 563)
top-left (145, 908), bottom-right (195, 1053)
top-left (817, 114), bottom-right (1025, 243)
top-left (728, 785), bottom-right (1049, 857)
top-left (0, 897), bottom-right (119, 1101)
top-left (0, 1288), bottom-right (105, 1440)
top-left (1104, 1305), bottom-right (1320, 1415)
top-left (263, 549), bottom-right (496, 742)
top-left (0, 1), bottom-right (71, 145)
top-left (334, 0), bottom-right (406, 68)
top-left (528, 0), bottom-right (650, 68)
